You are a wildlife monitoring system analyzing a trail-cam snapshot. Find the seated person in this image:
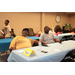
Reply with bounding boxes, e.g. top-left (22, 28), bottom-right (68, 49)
top-left (57, 32), bottom-right (61, 35)
top-left (71, 29), bottom-right (74, 33)
top-left (9, 28), bottom-right (39, 50)
top-left (56, 29), bottom-right (63, 35)
top-left (39, 26), bottom-right (60, 45)
top-left (11, 29), bottom-right (16, 38)
top-left (49, 27), bottom-right (56, 34)
top-left (62, 26), bottom-right (67, 33)
top-left (68, 28), bottom-right (71, 33)
top-left (35, 31), bottom-right (42, 37)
